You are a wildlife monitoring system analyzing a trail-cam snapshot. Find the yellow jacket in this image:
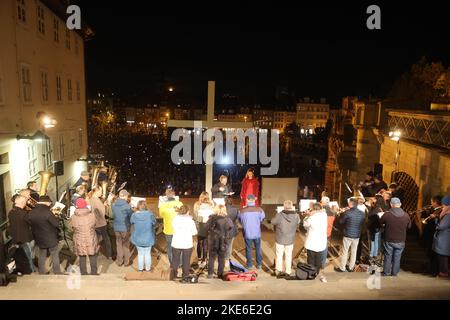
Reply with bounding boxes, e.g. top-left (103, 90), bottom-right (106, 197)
top-left (159, 199), bottom-right (183, 235)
